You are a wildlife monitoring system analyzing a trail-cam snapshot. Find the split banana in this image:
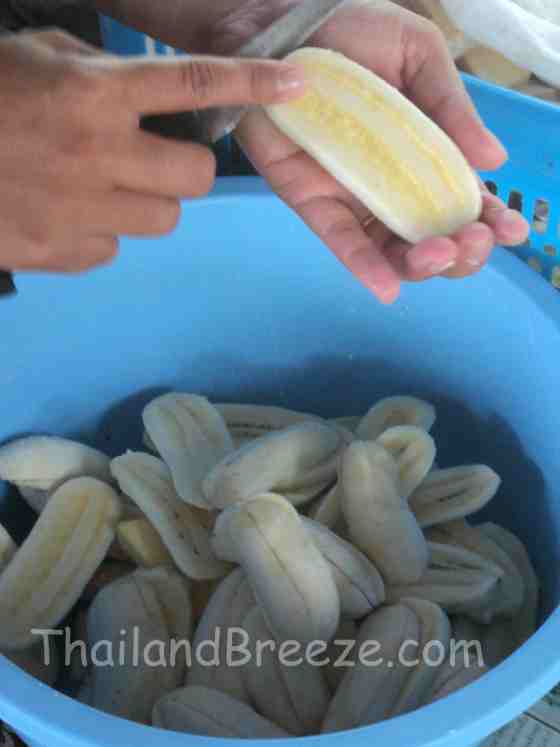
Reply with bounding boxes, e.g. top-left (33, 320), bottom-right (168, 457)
top-left (266, 48), bottom-right (482, 244)
top-left (410, 465), bottom-right (501, 528)
top-left (302, 517), bottom-right (385, 619)
top-left (211, 494), bottom-right (340, 646)
top-left (376, 426), bottom-right (436, 499)
top-left (0, 436), bottom-right (113, 512)
top-left (152, 685), bottom-right (290, 738)
top-left (110, 452), bottom-right (230, 580)
top-left (215, 403), bottom-right (320, 443)
top-left (85, 566), bottom-right (191, 724)
top-left (324, 619), bottom-right (358, 694)
top-left (203, 422), bottom-right (344, 510)
top-left (2, 638), bottom-right (60, 687)
top-left (187, 568), bottom-right (254, 703)
top-left (0, 523), bottom-right (16, 569)
top-left (385, 541), bottom-right (502, 619)
top-left (241, 607), bottom-right (330, 736)
top-left (283, 481), bottom-right (335, 509)
top-left (340, 442), bottom-right (429, 584)
top-left (306, 483), bottom-right (341, 530)
top-left (355, 396), bottom-right (436, 442)
top-left (116, 518), bottom-right (174, 568)
top-left (322, 600), bottom-right (448, 732)
top-left (142, 393), bottom-right (233, 508)
top-left (460, 46), bottom-right (531, 88)
top-left (0, 477), bottom-right (121, 650)
top-left (479, 522), bottom-right (539, 645)
top-left (427, 520), bottom-right (525, 620)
